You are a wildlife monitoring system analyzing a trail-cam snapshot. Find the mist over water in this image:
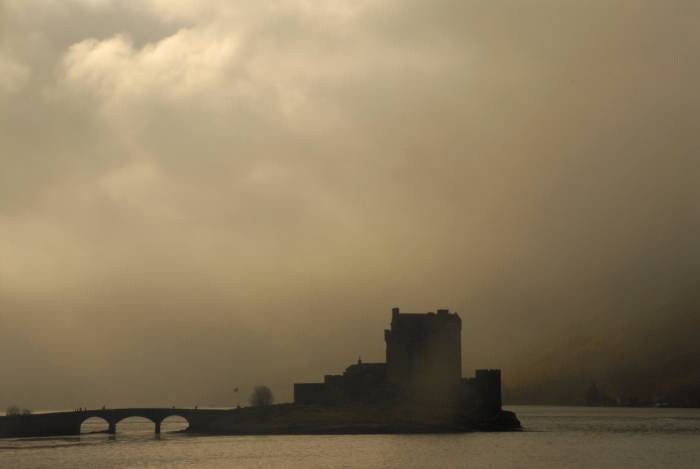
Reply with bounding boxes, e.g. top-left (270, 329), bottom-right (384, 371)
top-left (0, 1), bottom-right (698, 409)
